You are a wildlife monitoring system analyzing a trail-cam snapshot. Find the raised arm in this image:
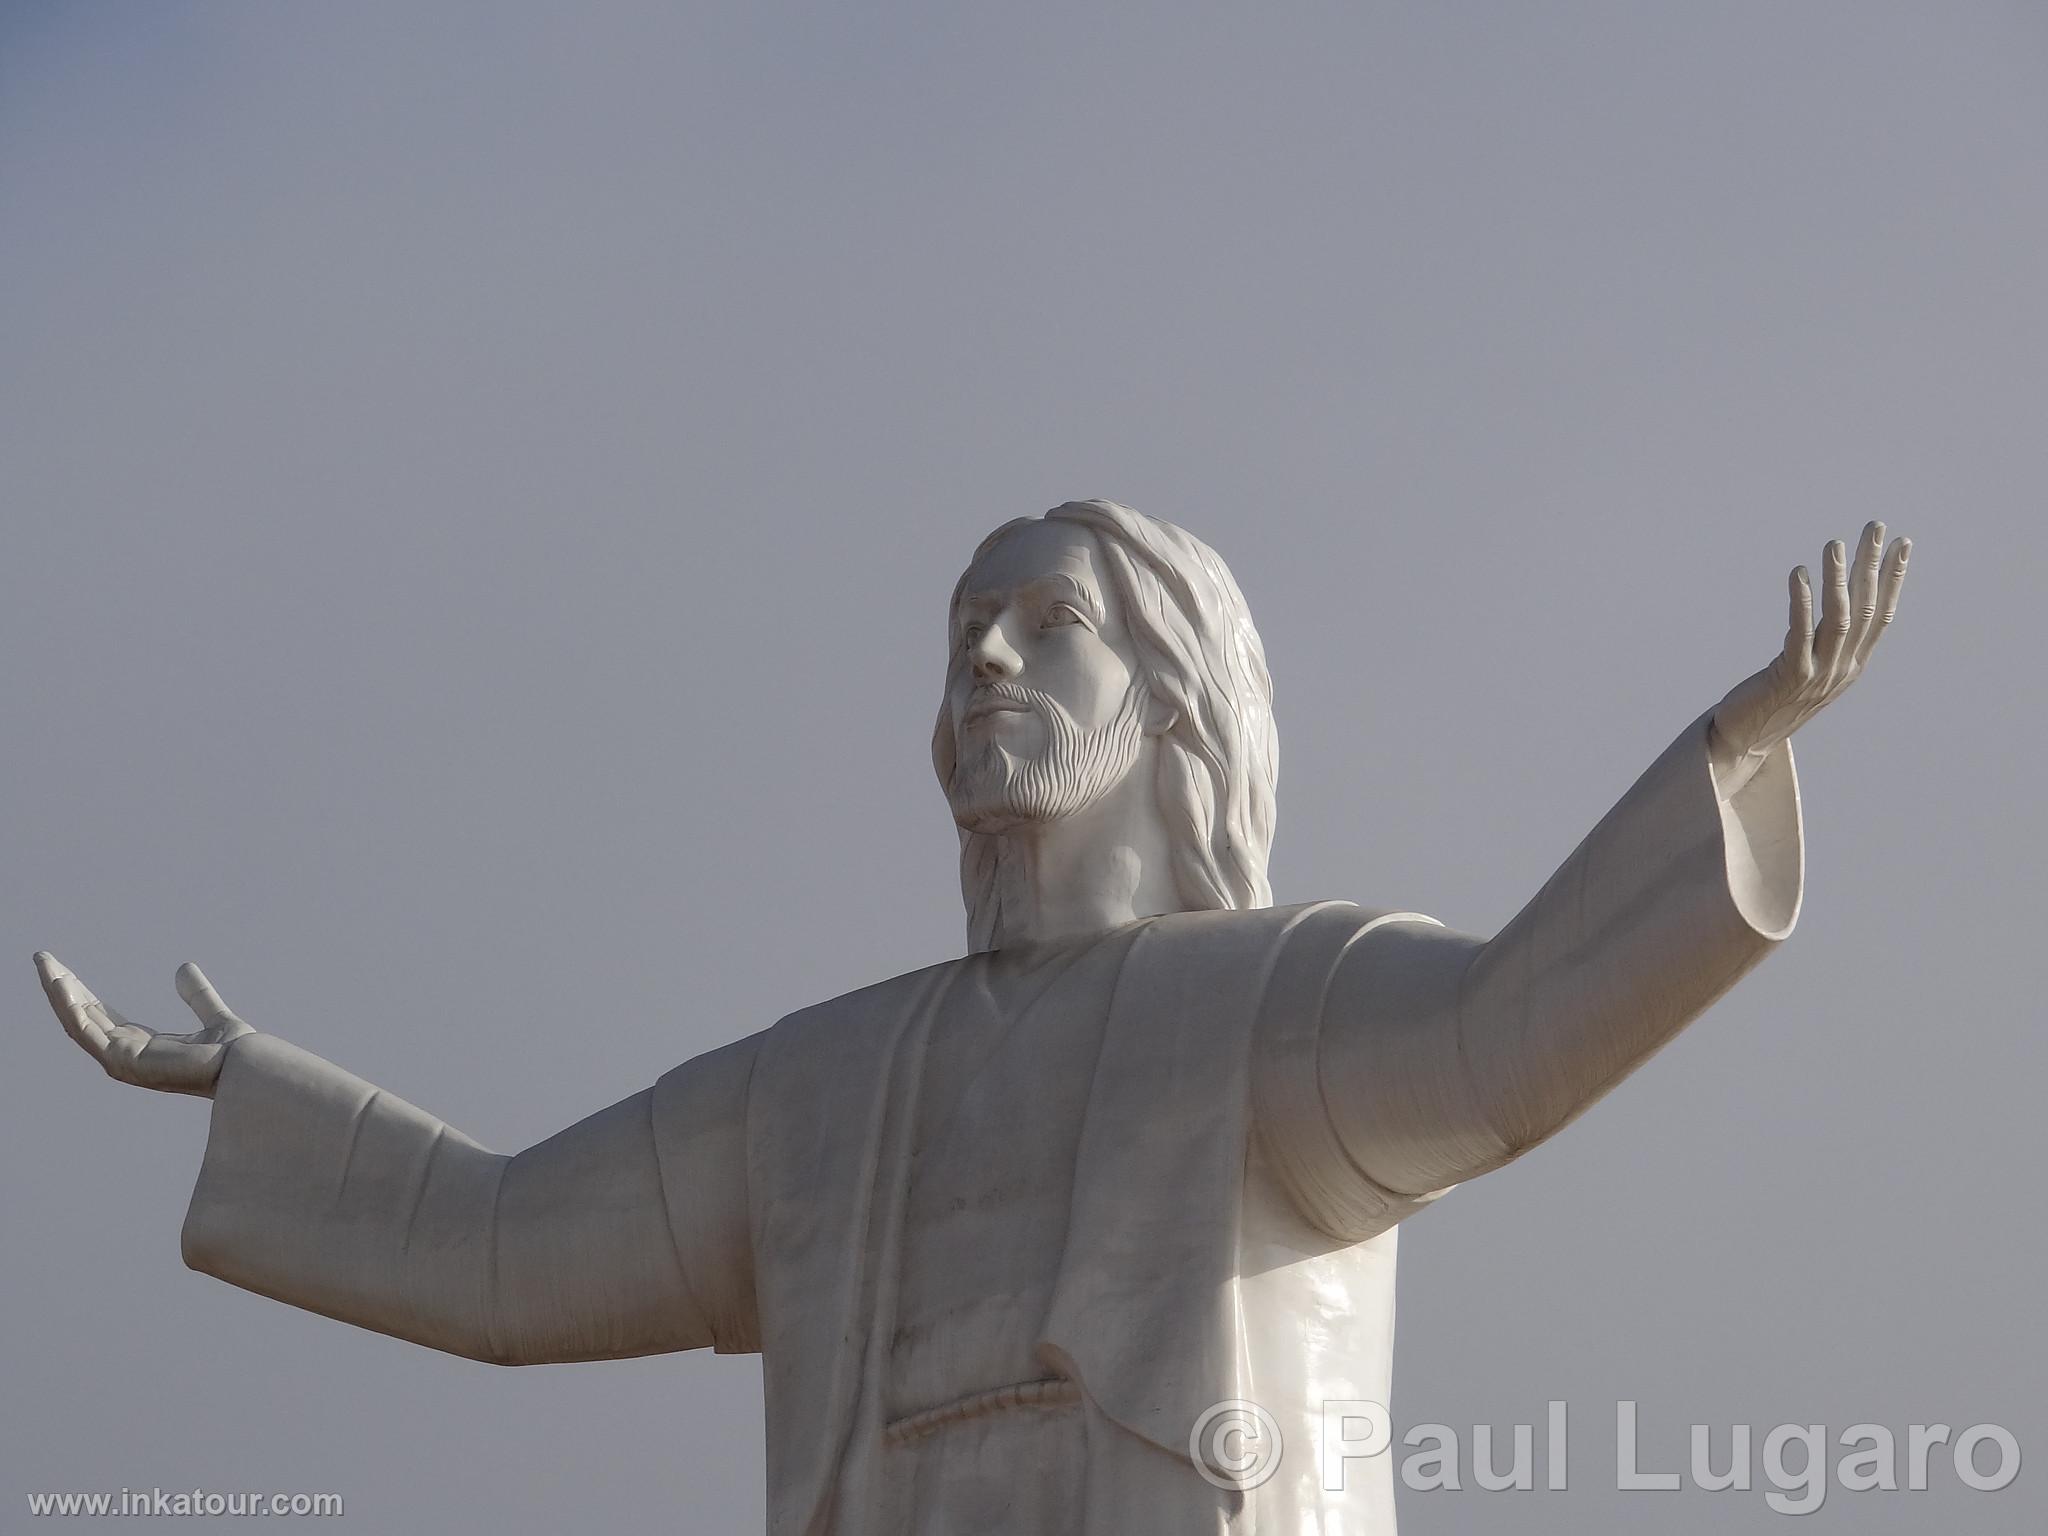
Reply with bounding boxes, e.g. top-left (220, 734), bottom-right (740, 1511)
top-left (36, 956), bottom-right (760, 1365)
top-left (1300, 526), bottom-right (1909, 1209)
